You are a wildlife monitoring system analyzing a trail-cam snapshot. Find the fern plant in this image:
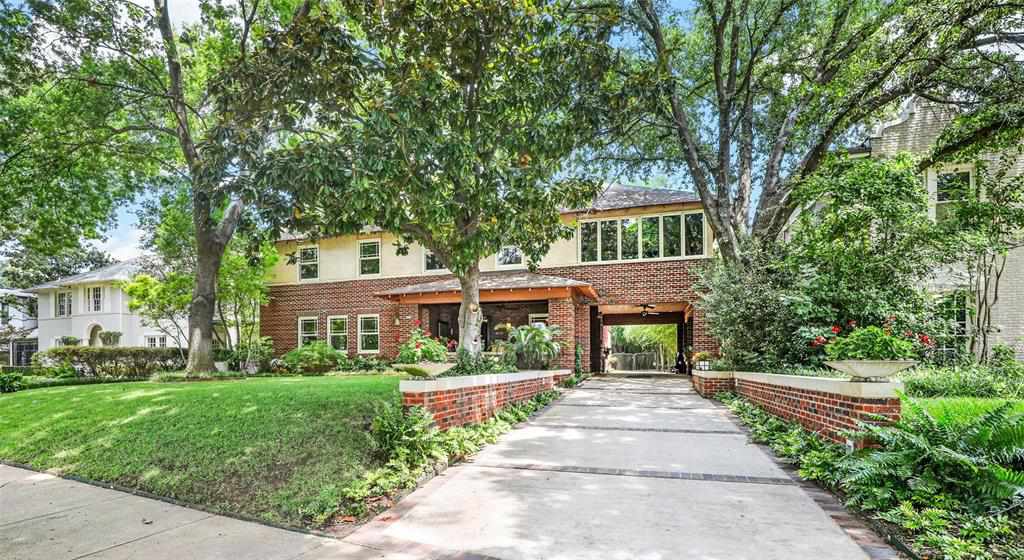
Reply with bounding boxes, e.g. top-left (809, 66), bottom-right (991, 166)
top-left (842, 399), bottom-right (1024, 513)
